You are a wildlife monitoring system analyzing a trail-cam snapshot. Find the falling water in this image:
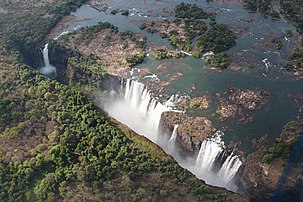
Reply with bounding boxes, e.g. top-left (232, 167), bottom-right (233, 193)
top-left (39, 43), bottom-right (57, 77)
top-left (100, 78), bottom-right (242, 192)
top-left (43, 44), bottom-right (51, 68)
top-left (167, 124), bottom-right (179, 152)
top-left (219, 154), bottom-right (242, 182)
top-left (195, 131), bottom-right (242, 185)
top-left (124, 79), bottom-right (169, 135)
top-left (196, 131), bottom-right (224, 171)
top-left (40, 30), bottom-right (70, 78)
